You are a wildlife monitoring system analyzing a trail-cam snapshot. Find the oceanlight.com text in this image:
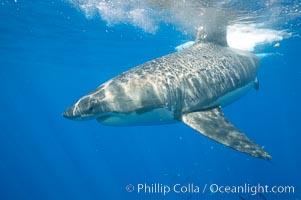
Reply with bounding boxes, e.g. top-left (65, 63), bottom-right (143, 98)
top-left (209, 183), bottom-right (295, 196)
